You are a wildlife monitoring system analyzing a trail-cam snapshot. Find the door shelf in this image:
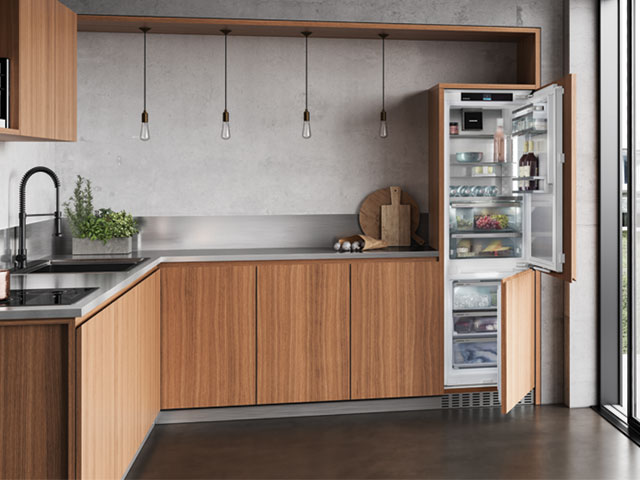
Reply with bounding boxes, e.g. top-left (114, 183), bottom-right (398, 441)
top-left (512, 127), bottom-right (547, 137)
